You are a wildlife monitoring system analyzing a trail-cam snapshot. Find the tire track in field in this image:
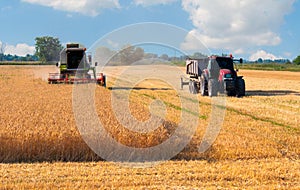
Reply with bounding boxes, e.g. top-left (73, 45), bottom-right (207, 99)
top-left (180, 96), bottom-right (299, 133)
